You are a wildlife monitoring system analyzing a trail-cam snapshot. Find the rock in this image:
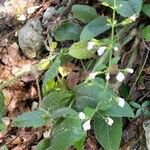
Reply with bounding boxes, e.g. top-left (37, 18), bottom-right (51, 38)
top-left (42, 6), bottom-right (59, 28)
top-left (18, 18), bottom-right (44, 59)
